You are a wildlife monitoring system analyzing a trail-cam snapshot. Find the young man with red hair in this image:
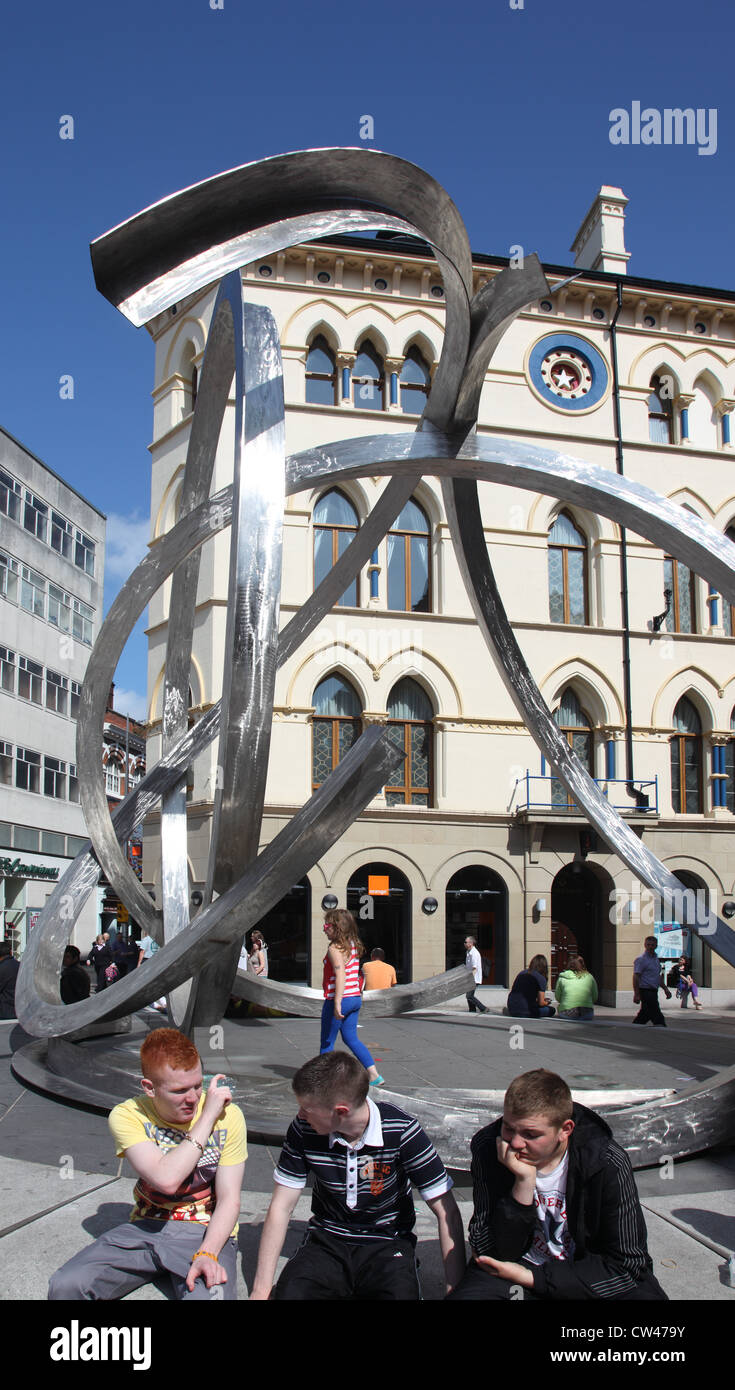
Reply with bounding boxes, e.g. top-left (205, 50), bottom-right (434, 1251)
top-left (49, 1029), bottom-right (247, 1301)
